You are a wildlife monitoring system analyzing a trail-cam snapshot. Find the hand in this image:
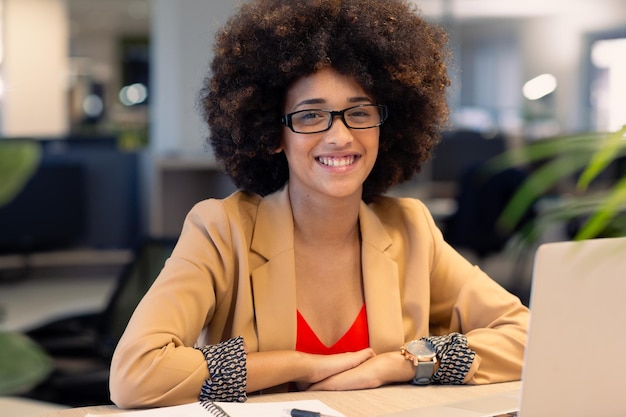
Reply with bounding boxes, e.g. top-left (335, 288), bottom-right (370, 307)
top-left (246, 347), bottom-right (375, 393)
top-left (306, 351), bottom-right (414, 391)
top-left (293, 348), bottom-right (376, 390)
